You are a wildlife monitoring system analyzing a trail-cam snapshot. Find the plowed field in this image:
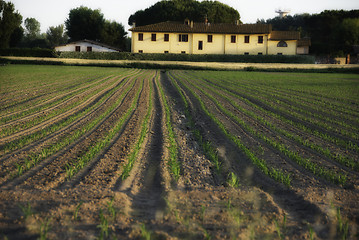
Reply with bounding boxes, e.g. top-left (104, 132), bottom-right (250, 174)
top-left (0, 65), bottom-right (358, 239)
